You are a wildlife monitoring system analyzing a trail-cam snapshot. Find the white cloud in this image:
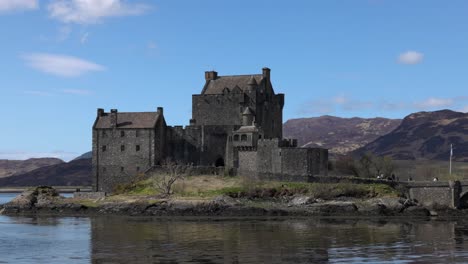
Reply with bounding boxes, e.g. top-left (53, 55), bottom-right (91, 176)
top-left (23, 90), bottom-right (54, 96)
top-left (80, 32), bottom-right (89, 44)
top-left (62, 89), bottom-right (92, 95)
top-left (332, 94), bottom-right (348, 104)
top-left (414, 97), bottom-right (453, 108)
top-left (57, 26), bottom-right (72, 41)
top-left (0, 151), bottom-right (79, 162)
top-left (48, 0), bottom-right (150, 24)
top-left (22, 53), bottom-right (105, 77)
top-left (299, 95), bottom-right (468, 116)
top-left (398, 51), bottom-right (424, 65)
top-left (0, 0), bottom-right (37, 12)
top-left (459, 106), bottom-right (468, 113)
